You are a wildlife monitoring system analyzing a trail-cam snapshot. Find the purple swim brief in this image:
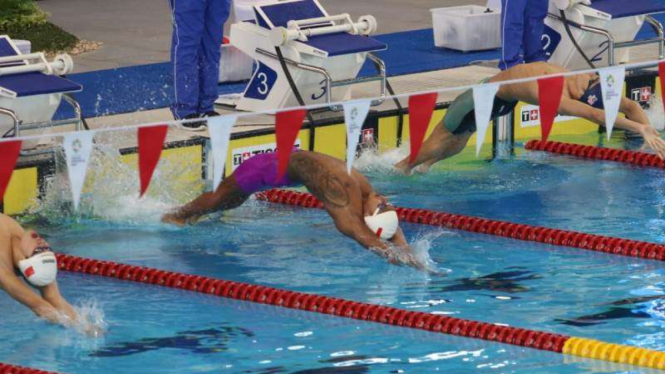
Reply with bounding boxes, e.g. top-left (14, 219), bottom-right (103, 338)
top-left (234, 152), bottom-right (296, 194)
